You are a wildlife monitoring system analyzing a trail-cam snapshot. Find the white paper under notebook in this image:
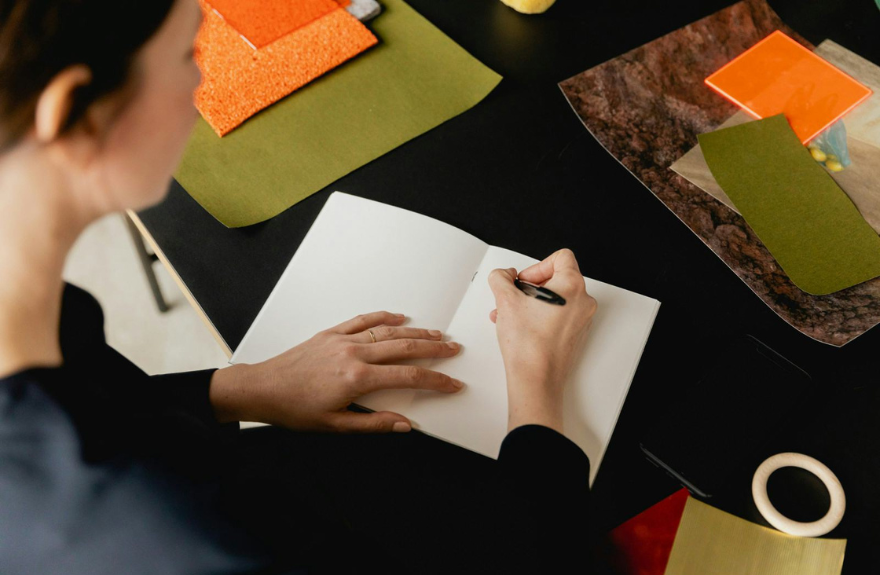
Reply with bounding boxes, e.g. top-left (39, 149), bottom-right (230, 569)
top-left (231, 192), bottom-right (660, 485)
